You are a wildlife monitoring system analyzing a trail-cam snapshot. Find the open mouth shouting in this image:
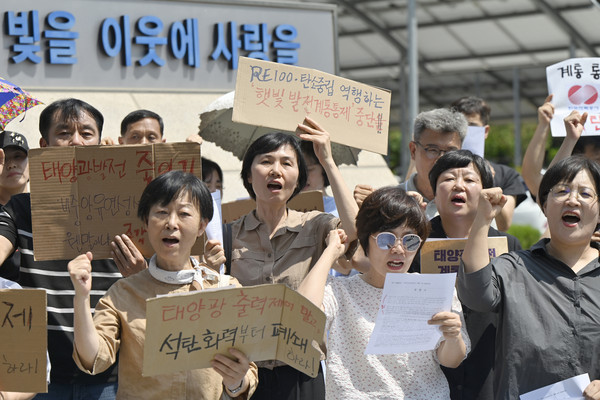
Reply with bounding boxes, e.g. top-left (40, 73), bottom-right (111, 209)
top-left (267, 180), bottom-right (283, 192)
top-left (561, 210), bottom-right (581, 227)
top-left (162, 236), bottom-right (180, 247)
top-left (387, 259), bottom-right (405, 271)
top-left (451, 193), bottom-right (466, 205)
